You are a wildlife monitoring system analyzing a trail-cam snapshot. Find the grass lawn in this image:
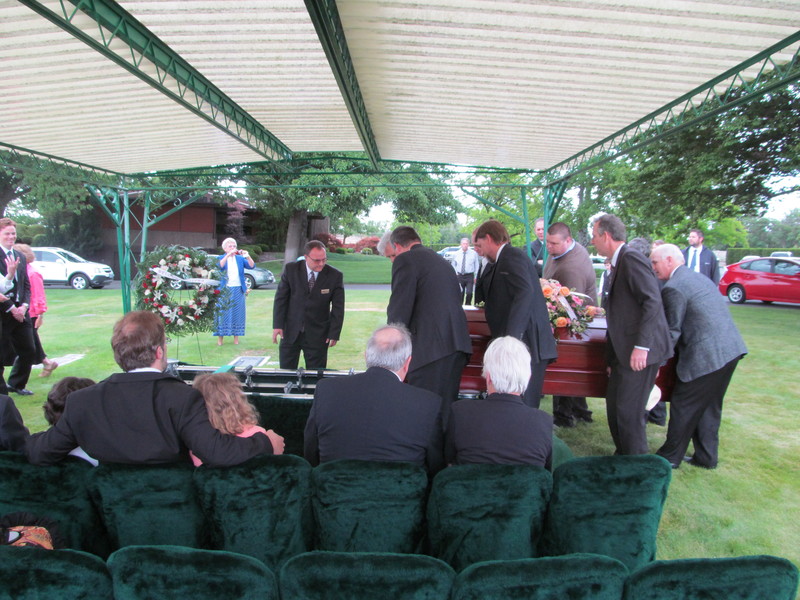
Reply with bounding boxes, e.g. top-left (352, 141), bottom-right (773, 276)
top-left (13, 288), bottom-right (800, 574)
top-left (260, 253), bottom-right (393, 285)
